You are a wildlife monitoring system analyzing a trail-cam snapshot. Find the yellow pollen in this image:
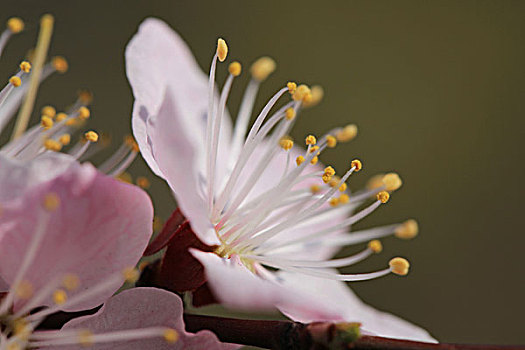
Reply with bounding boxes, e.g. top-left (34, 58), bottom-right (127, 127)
top-left (41, 116), bottom-right (54, 130)
top-left (250, 57), bottom-right (276, 82)
top-left (117, 172), bottom-right (133, 184)
top-left (303, 92), bottom-right (313, 104)
top-left (15, 280), bottom-right (33, 299)
top-left (336, 124), bottom-right (358, 142)
top-left (217, 38), bottom-right (228, 62)
top-left (377, 191), bottom-right (390, 204)
top-left (84, 131), bottom-right (99, 142)
top-left (329, 197), bottom-right (339, 207)
top-left (44, 138), bottom-right (62, 152)
top-left (53, 289), bottom-right (67, 305)
top-left (309, 145), bottom-right (320, 154)
top-left (78, 89), bottom-right (94, 104)
top-left (7, 17), bottom-right (24, 33)
top-left (41, 105), bottom-right (56, 118)
top-left (153, 216), bottom-right (164, 231)
top-left (78, 330), bottom-right (94, 347)
top-left (395, 219), bottom-right (419, 239)
top-left (366, 173), bottom-right (385, 190)
top-left (322, 174), bottom-right (332, 184)
top-left (52, 56), bottom-right (68, 73)
top-left (368, 240), bottom-right (383, 253)
top-left (43, 192), bottom-right (60, 211)
top-left (382, 173), bottom-right (403, 191)
top-left (310, 156), bottom-right (319, 165)
top-left (136, 176), bottom-right (151, 189)
top-left (324, 166), bottom-right (335, 177)
top-left (125, 135), bottom-right (140, 152)
top-left (279, 138), bottom-right (293, 151)
top-left (65, 117), bottom-right (79, 126)
top-left (228, 61), bottom-right (242, 76)
top-left (305, 135), bottom-right (317, 145)
top-left (328, 176), bottom-right (340, 188)
top-left (55, 112), bottom-right (67, 122)
top-left (326, 135), bottom-right (337, 148)
top-left (310, 184), bottom-right (321, 194)
top-left (59, 134), bottom-right (71, 145)
top-left (339, 193), bottom-right (350, 204)
top-left (122, 267), bottom-right (140, 284)
top-left (285, 107), bottom-right (296, 120)
top-left (351, 159), bottom-right (362, 172)
top-left (13, 318), bottom-right (30, 339)
top-left (9, 76), bottom-right (21, 87)
top-left (389, 257), bottom-right (410, 276)
top-left (62, 274), bottom-right (80, 291)
top-left (303, 85), bottom-right (324, 108)
top-left (286, 81), bottom-right (297, 94)
top-left (163, 329), bottom-right (179, 343)
top-left (292, 84), bottom-right (311, 102)
top-left (339, 183), bottom-right (347, 192)
top-left (78, 106), bottom-right (90, 120)
top-left (296, 155), bottom-right (305, 166)
top-left (19, 61), bottom-right (31, 73)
